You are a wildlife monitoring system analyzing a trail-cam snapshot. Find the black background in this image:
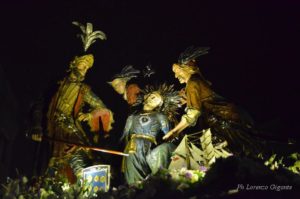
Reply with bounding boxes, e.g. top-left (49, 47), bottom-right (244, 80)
top-left (0, 0), bottom-right (299, 177)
